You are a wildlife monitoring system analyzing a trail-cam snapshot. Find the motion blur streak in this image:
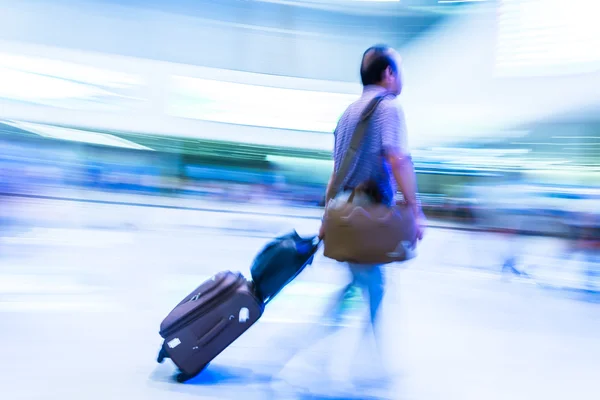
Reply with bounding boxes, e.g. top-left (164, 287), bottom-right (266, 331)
top-left (400, 0), bottom-right (600, 146)
top-left (0, 1), bottom-right (598, 399)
